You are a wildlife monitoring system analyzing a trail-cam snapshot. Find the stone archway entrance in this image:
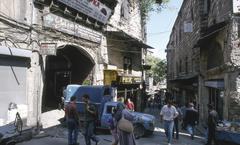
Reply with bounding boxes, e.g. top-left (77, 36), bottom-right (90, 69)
top-left (42, 45), bottom-right (95, 112)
